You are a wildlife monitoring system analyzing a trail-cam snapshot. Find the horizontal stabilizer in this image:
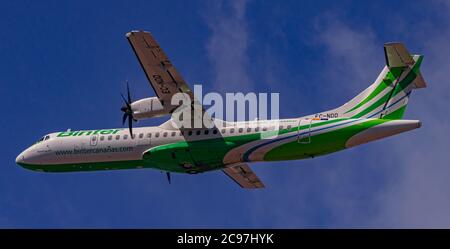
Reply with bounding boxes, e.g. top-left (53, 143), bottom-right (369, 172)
top-left (384, 42), bottom-right (414, 68)
top-left (346, 120), bottom-right (421, 148)
top-left (414, 73), bottom-right (427, 89)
